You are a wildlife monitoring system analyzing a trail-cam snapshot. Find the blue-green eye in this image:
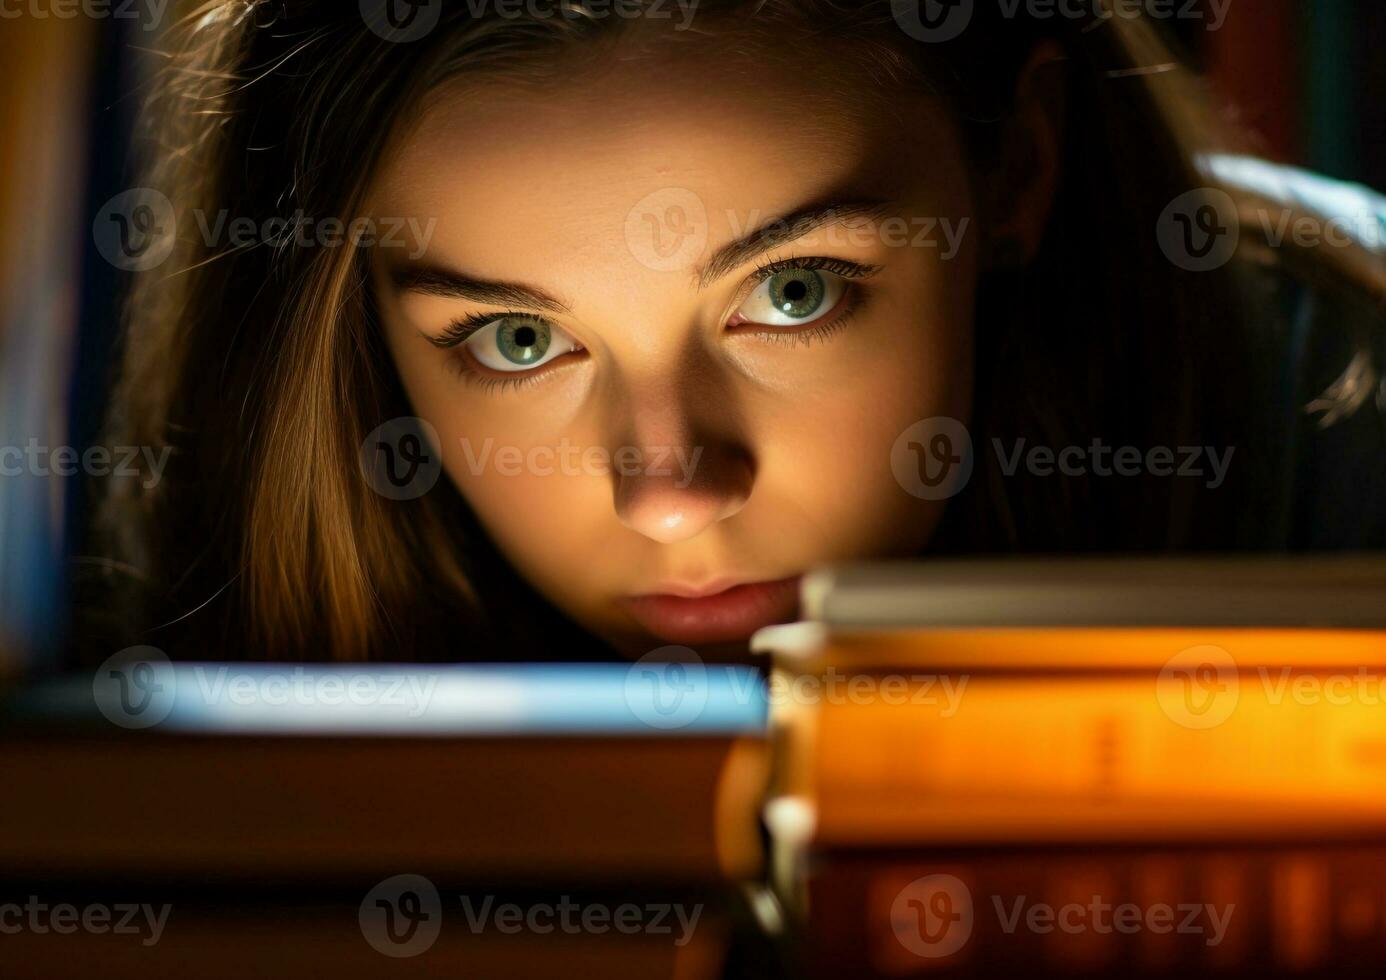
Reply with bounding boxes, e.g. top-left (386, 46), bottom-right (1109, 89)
top-left (734, 268), bottom-right (847, 327)
top-left (464, 315), bottom-right (580, 372)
